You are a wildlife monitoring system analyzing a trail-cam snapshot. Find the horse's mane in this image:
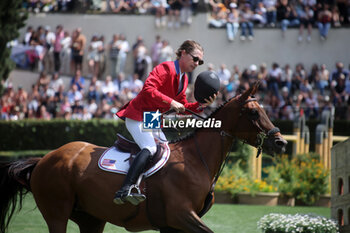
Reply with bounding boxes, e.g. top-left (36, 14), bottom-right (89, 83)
top-left (169, 95), bottom-right (239, 144)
